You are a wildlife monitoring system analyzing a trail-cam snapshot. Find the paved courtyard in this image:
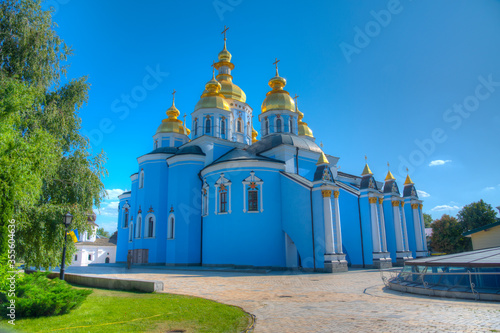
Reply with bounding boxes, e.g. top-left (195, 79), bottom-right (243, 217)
top-left (67, 266), bottom-right (500, 332)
